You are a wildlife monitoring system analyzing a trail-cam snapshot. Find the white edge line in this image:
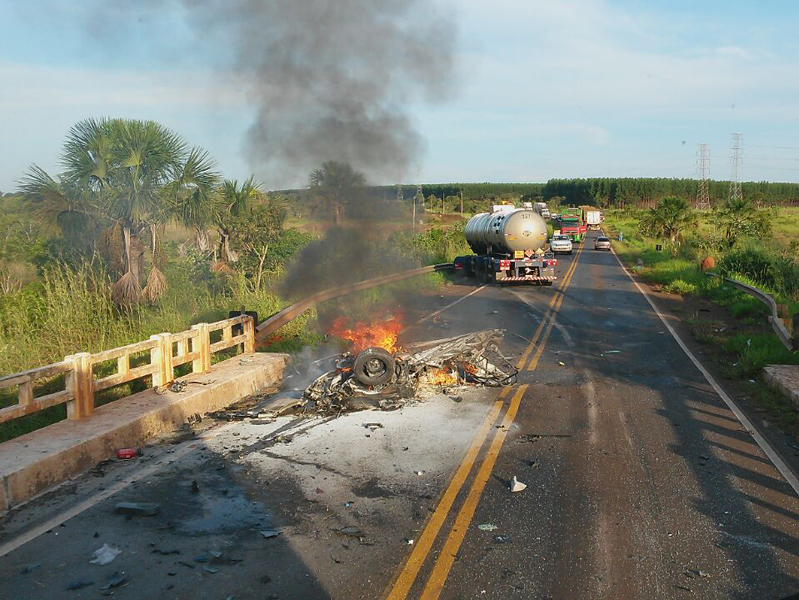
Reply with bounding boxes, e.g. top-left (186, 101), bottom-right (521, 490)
top-left (609, 243), bottom-right (799, 496)
top-left (0, 440), bottom-right (199, 558)
top-left (402, 285), bottom-right (487, 332)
